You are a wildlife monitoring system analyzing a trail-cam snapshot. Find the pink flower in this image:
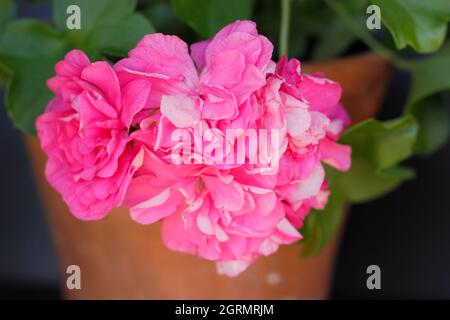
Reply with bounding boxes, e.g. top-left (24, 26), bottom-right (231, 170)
top-left (37, 20), bottom-right (352, 276)
top-left (114, 21), bottom-right (351, 276)
top-left (36, 50), bottom-right (146, 220)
